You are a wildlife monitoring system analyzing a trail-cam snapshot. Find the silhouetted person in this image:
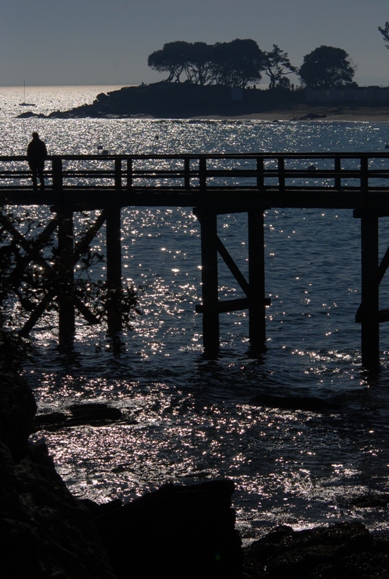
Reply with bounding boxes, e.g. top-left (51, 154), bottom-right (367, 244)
top-left (27, 132), bottom-right (47, 190)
